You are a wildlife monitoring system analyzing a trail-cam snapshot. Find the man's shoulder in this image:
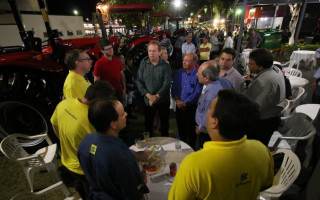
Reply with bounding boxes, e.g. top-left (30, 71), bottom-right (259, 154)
top-left (218, 77), bottom-right (233, 88)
